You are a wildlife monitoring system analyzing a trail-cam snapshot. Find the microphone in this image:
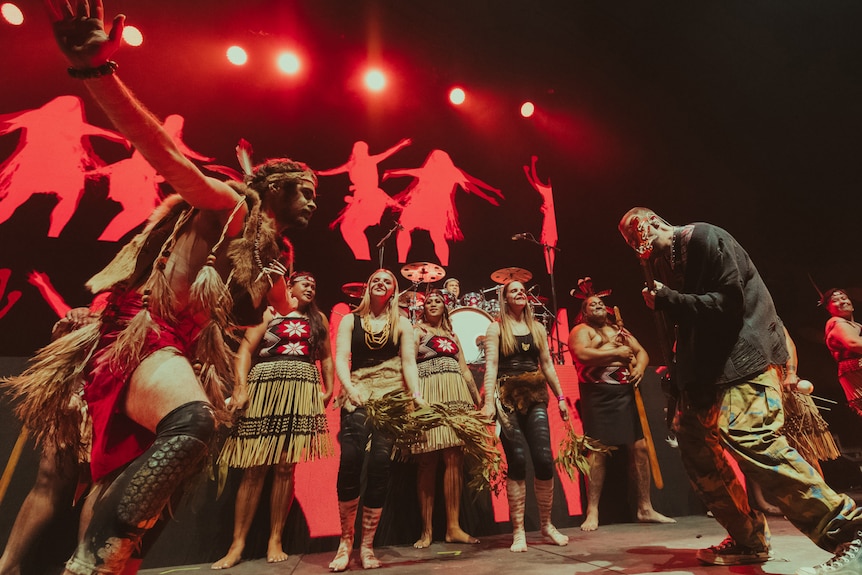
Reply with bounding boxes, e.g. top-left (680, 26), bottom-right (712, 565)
top-left (511, 233), bottom-right (529, 240)
top-left (527, 285), bottom-right (538, 294)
